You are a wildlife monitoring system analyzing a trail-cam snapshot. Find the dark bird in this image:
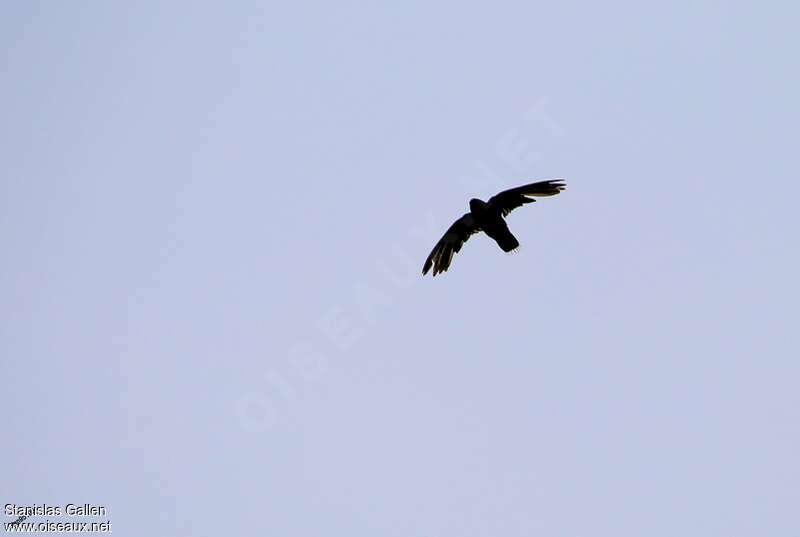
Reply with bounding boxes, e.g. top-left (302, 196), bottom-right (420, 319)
top-left (422, 179), bottom-right (565, 276)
